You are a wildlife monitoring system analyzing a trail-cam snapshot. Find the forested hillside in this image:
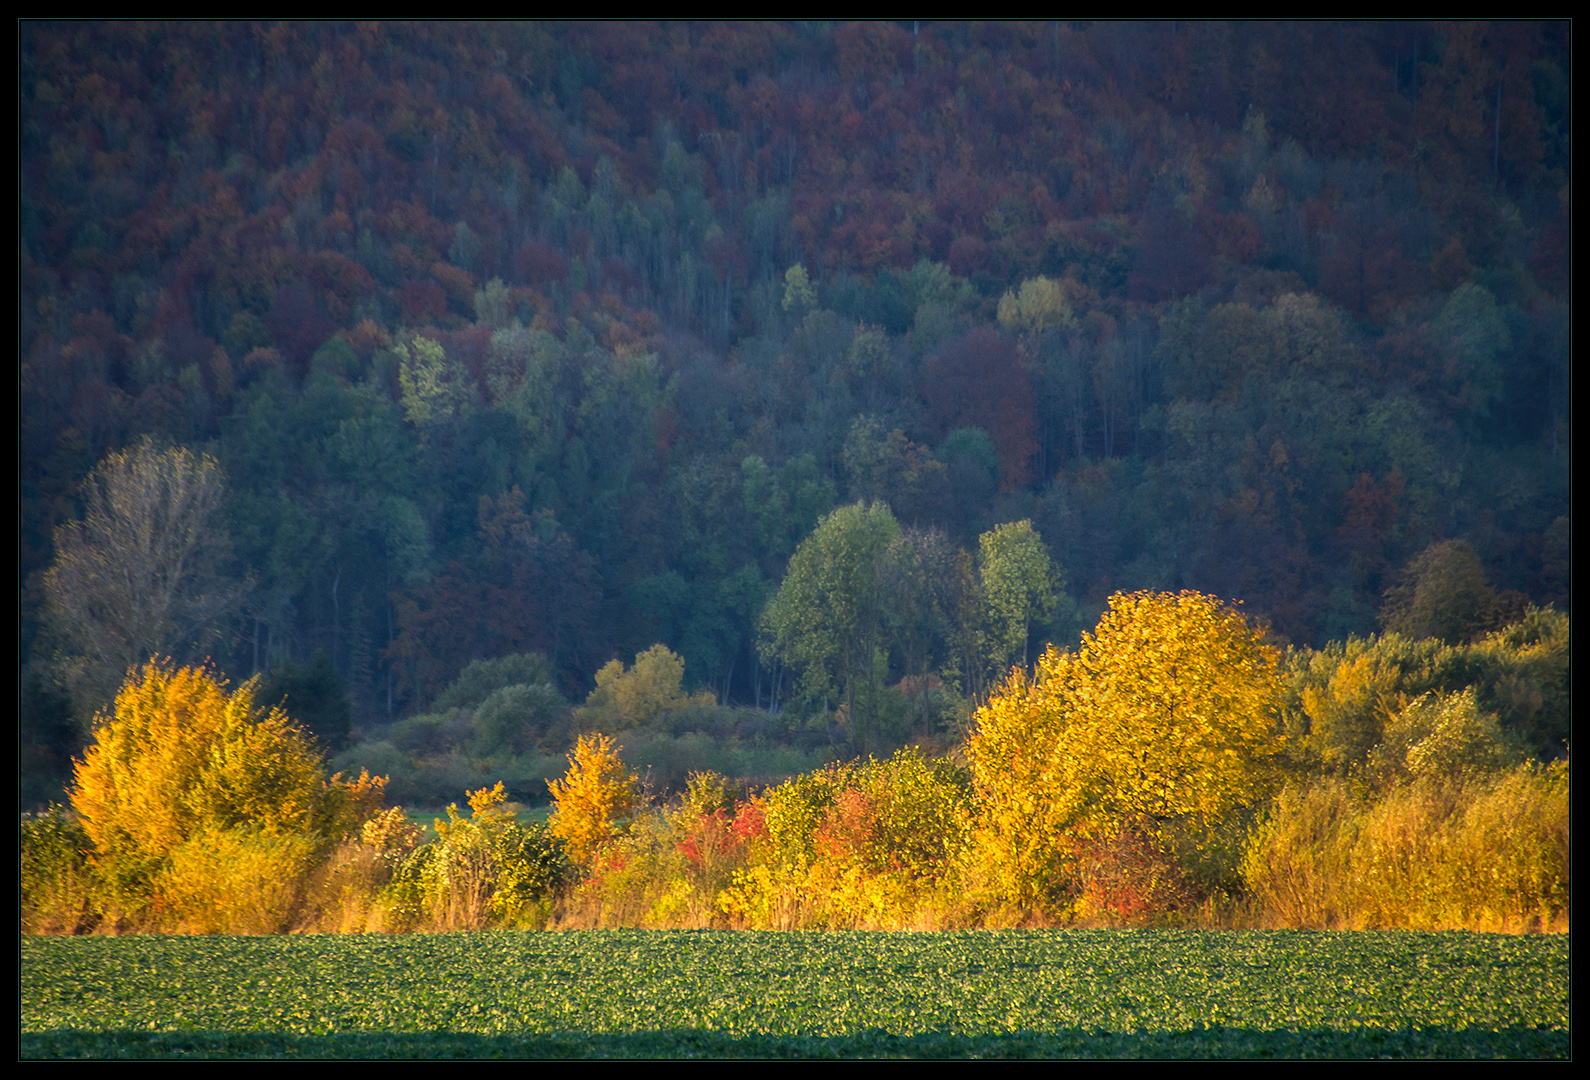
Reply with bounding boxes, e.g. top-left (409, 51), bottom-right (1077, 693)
top-left (20, 22), bottom-right (1570, 802)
